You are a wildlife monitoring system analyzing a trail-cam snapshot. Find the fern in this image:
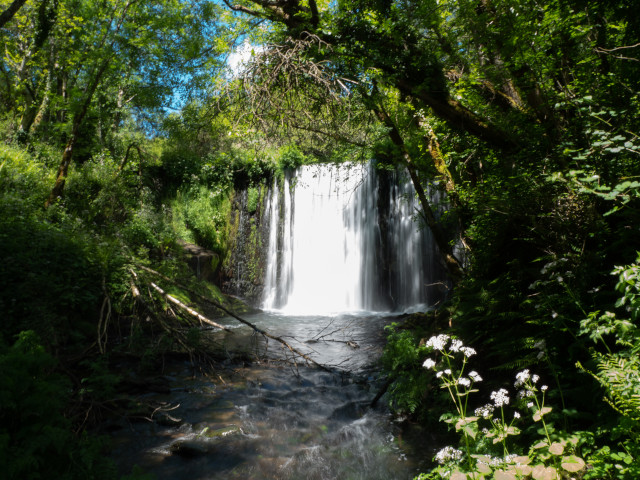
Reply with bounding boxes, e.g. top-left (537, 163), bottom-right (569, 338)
top-left (578, 353), bottom-right (640, 422)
